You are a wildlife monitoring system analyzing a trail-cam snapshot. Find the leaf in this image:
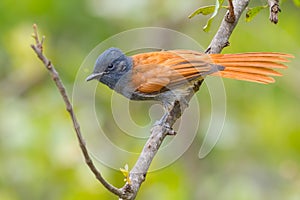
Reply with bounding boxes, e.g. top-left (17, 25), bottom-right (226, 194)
top-left (120, 164), bottom-right (131, 184)
top-left (293, 0), bottom-right (300, 6)
top-left (188, 5), bottom-right (216, 19)
top-left (245, 5), bottom-right (268, 22)
top-left (203, 0), bottom-right (225, 32)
